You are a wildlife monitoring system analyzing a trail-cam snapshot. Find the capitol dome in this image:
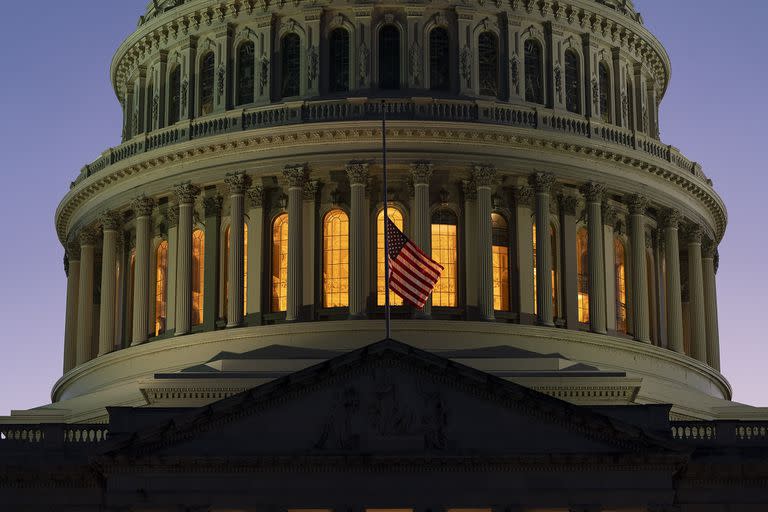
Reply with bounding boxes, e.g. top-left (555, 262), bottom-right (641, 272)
top-left (33, 0), bottom-right (735, 424)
